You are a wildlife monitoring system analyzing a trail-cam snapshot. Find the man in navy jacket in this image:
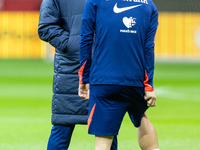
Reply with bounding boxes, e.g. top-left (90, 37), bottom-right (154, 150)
top-left (38, 0), bottom-right (158, 149)
top-left (38, 0), bottom-right (118, 149)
